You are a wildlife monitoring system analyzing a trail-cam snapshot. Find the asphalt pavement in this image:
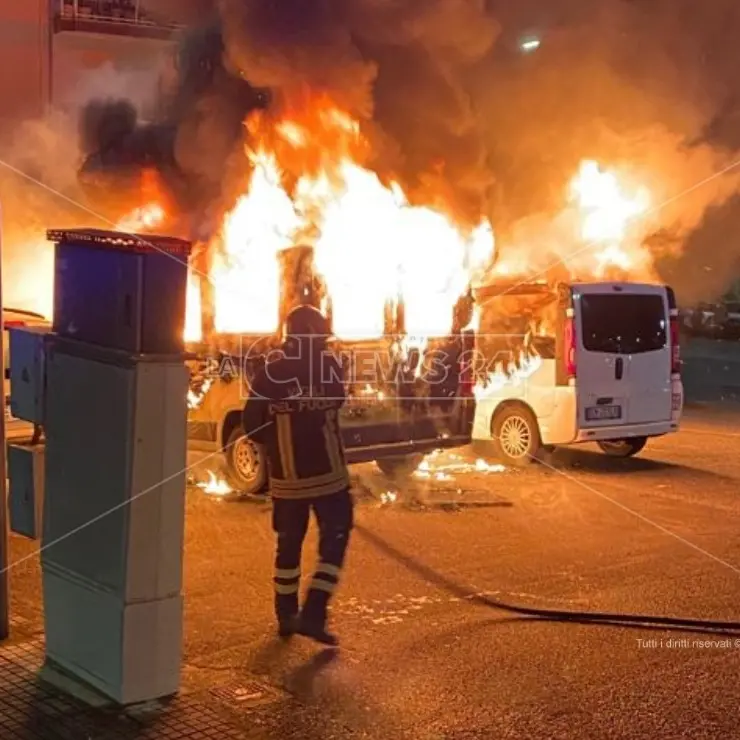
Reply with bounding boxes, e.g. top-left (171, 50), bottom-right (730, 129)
top-left (6, 405), bottom-right (740, 739)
